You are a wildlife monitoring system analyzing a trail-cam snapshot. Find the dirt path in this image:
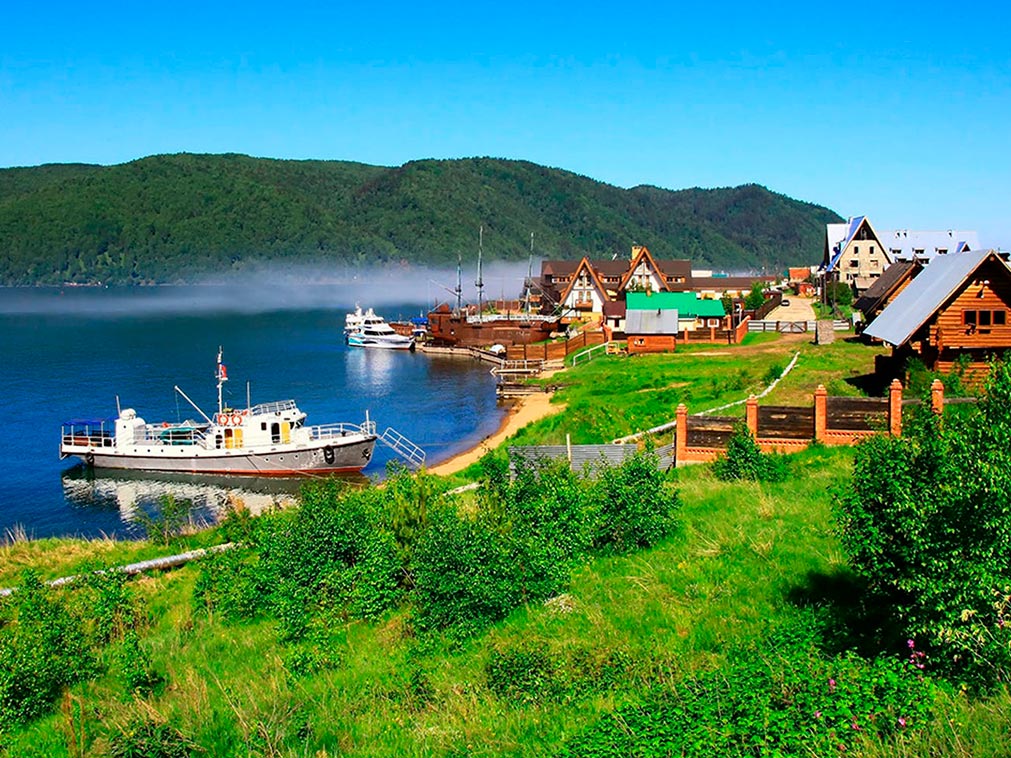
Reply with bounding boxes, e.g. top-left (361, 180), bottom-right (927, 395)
top-left (426, 392), bottom-right (565, 476)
